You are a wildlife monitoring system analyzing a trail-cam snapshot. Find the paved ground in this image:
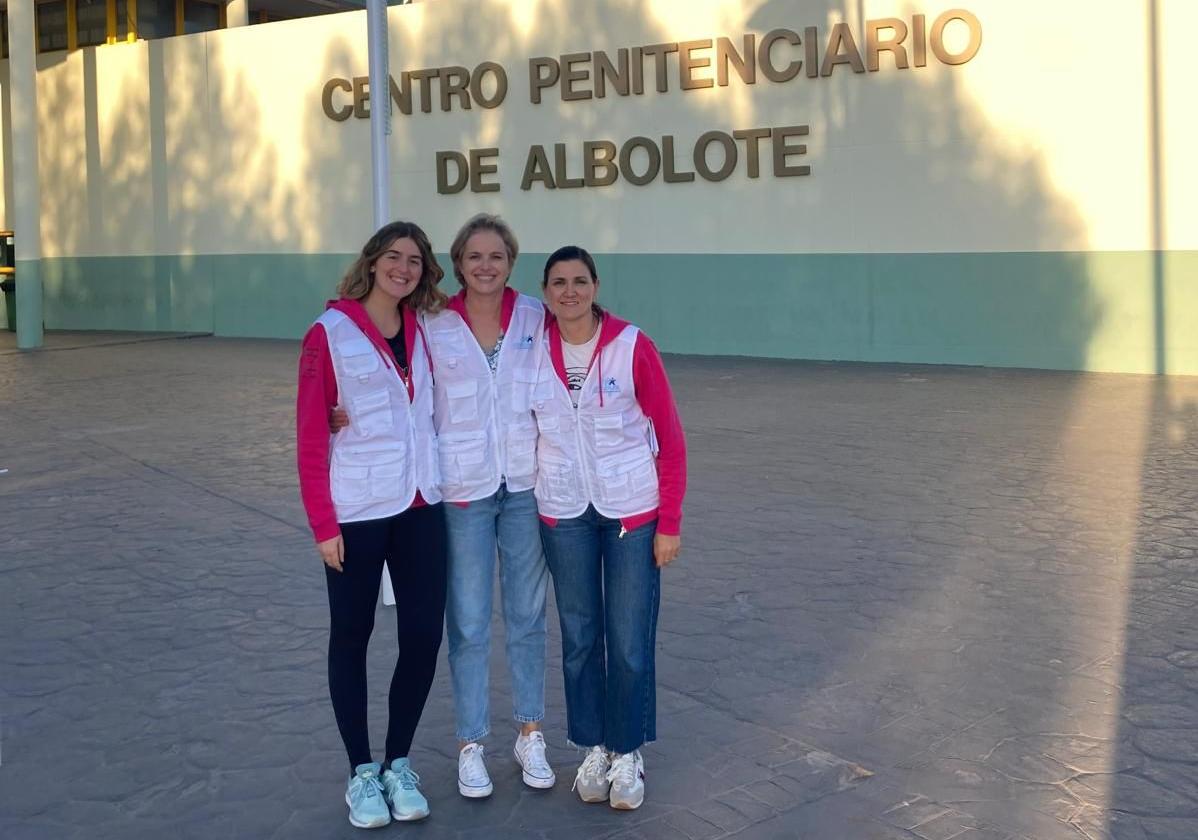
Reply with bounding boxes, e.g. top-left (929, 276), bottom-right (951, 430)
top-left (1, 333), bottom-right (1197, 840)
